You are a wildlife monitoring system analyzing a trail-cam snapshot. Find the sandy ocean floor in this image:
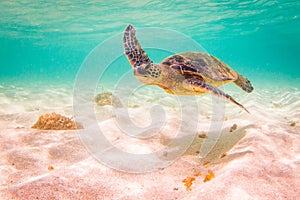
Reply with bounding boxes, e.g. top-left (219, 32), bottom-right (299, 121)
top-left (0, 79), bottom-right (299, 199)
